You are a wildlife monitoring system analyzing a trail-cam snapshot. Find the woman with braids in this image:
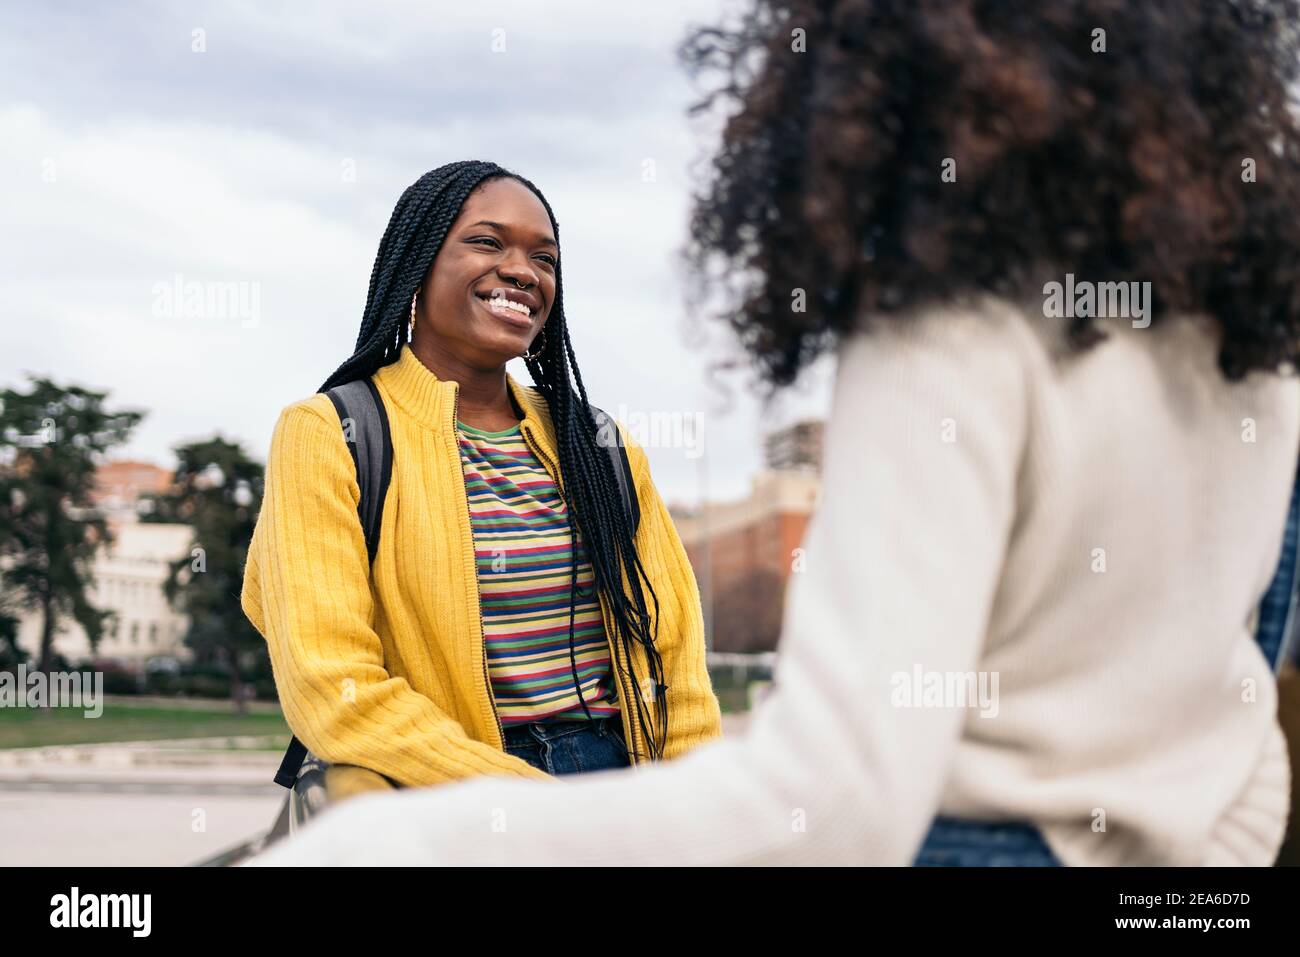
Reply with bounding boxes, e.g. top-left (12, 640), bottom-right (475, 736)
top-left (256, 0), bottom-right (1300, 866)
top-left (241, 161), bottom-right (722, 789)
